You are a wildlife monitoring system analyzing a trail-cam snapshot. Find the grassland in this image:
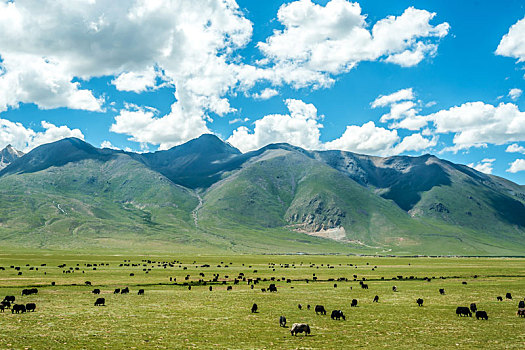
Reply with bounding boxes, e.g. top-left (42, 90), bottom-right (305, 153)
top-left (1, 252), bottom-right (525, 349)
